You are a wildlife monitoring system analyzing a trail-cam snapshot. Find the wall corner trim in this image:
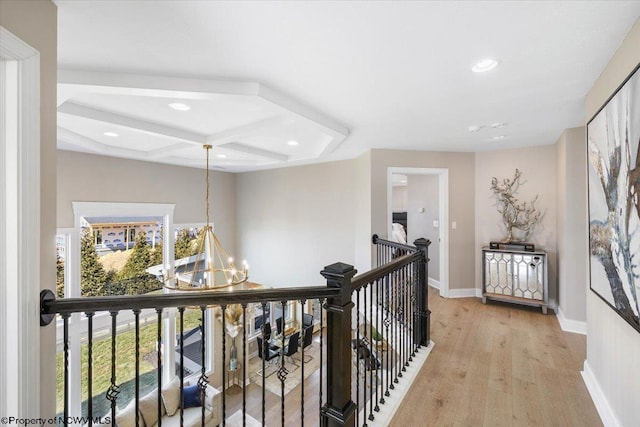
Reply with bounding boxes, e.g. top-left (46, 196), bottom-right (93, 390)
top-left (581, 360), bottom-right (621, 427)
top-left (556, 305), bottom-right (587, 335)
